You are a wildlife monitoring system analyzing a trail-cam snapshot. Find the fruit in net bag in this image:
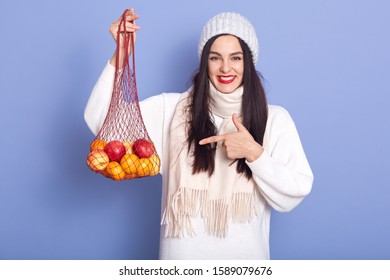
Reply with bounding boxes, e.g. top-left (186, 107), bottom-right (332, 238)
top-left (86, 9), bottom-right (160, 181)
top-left (123, 141), bottom-right (134, 154)
top-left (132, 139), bottom-right (155, 158)
top-left (87, 150), bottom-right (110, 172)
top-left (90, 139), bottom-right (106, 151)
top-left (106, 161), bottom-right (126, 181)
top-left (120, 153), bottom-right (140, 175)
top-left (104, 140), bottom-right (126, 162)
